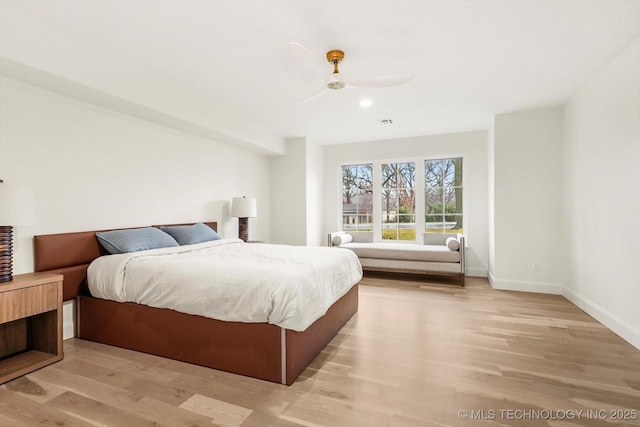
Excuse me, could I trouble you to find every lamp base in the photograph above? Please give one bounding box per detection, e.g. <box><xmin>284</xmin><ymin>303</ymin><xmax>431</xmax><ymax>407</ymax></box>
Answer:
<box><xmin>0</xmin><ymin>225</ymin><xmax>13</xmax><ymax>283</ymax></box>
<box><xmin>238</xmin><ymin>217</ymin><xmax>249</xmax><ymax>242</ymax></box>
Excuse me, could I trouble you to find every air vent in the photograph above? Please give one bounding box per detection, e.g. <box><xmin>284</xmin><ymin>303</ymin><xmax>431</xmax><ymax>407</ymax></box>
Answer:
<box><xmin>378</xmin><ymin>119</ymin><xmax>394</xmax><ymax>125</ymax></box>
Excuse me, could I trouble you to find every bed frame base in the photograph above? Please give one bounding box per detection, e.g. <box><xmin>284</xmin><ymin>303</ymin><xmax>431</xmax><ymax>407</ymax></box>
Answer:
<box><xmin>77</xmin><ymin>285</ymin><xmax>358</xmax><ymax>385</ymax></box>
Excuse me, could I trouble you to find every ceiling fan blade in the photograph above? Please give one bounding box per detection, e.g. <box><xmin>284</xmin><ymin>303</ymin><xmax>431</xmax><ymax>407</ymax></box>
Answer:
<box><xmin>347</xmin><ymin>74</ymin><xmax>413</xmax><ymax>88</ymax></box>
<box><xmin>288</xmin><ymin>42</ymin><xmax>324</xmax><ymax>73</ymax></box>
<box><xmin>299</xmin><ymin>88</ymin><xmax>328</xmax><ymax>103</ymax></box>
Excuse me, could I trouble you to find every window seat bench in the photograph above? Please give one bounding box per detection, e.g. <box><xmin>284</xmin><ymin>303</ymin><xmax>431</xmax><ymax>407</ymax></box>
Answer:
<box><xmin>329</xmin><ymin>232</ymin><xmax>465</xmax><ymax>286</ymax></box>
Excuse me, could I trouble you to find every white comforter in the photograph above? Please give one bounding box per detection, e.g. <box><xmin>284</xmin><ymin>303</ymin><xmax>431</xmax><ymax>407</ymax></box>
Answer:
<box><xmin>87</xmin><ymin>239</ymin><xmax>362</xmax><ymax>331</ymax></box>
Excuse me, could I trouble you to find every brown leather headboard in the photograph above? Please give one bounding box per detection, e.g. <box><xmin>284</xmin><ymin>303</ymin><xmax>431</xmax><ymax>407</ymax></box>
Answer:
<box><xmin>34</xmin><ymin>222</ymin><xmax>218</xmax><ymax>301</ymax></box>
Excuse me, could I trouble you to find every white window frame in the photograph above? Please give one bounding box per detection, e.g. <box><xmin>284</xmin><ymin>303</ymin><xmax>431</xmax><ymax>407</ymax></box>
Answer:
<box><xmin>338</xmin><ymin>155</ymin><xmax>464</xmax><ymax>244</ymax></box>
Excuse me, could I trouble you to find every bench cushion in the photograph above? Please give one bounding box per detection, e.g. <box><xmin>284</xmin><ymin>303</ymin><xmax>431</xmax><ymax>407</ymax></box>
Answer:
<box><xmin>340</xmin><ymin>242</ymin><xmax>460</xmax><ymax>263</ymax></box>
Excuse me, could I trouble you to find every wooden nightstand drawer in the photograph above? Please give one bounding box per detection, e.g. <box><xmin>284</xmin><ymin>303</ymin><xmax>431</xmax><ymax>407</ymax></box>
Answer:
<box><xmin>0</xmin><ymin>281</ymin><xmax>58</xmax><ymax>323</ymax></box>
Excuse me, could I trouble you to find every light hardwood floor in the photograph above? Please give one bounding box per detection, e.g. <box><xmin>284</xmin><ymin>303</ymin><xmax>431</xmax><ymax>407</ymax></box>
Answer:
<box><xmin>1</xmin><ymin>277</ymin><xmax>639</xmax><ymax>426</ymax></box>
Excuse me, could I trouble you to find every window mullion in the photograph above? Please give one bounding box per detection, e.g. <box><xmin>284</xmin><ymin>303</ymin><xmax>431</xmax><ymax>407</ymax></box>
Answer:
<box><xmin>372</xmin><ymin>161</ymin><xmax>382</xmax><ymax>242</ymax></box>
<box><xmin>415</xmin><ymin>160</ymin><xmax>425</xmax><ymax>244</ymax></box>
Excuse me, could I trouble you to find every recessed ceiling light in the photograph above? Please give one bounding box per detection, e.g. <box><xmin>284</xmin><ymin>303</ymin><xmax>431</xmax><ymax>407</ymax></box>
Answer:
<box><xmin>359</xmin><ymin>99</ymin><xmax>373</xmax><ymax>108</ymax></box>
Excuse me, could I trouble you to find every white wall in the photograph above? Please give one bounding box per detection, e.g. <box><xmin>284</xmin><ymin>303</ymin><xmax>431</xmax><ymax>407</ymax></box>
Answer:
<box><xmin>323</xmin><ymin>131</ymin><xmax>489</xmax><ymax>277</ymax></box>
<box><xmin>270</xmin><ymin>138</ymin><xmax>325</xmax><ymax>247</ymax></box>
<box><xmin>306</xmin><ymin>140</ymin><xmax>324</xmax><ymax>246</ymax></box>
<box><xmin>0</xmin><ymin>77</ymin><xmax>272</xmax><ymax>337</ymax></box>
<box><xmin>562</xmin><ymin>38</ymin><xmax>640</xmax><ymax>349</ymax></box>
<box><xmin>491</xmin><ymin>107</ymin><xmax>564</xmax><ymax>294</ymax></box>
<box><xmin>270</xmin><ymin>138</ymin><xmax>307</xmax><ymax>246</ymax></box>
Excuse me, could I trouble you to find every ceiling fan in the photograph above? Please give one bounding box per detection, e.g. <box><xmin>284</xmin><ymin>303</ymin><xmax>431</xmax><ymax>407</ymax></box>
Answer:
<box><xmin>289</xmin><ymin>42</ymin><xmax>413</xmax><ymax>102</ymax></box>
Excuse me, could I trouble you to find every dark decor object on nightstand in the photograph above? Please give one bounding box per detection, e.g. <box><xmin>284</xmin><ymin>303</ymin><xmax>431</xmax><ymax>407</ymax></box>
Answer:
<box><xmin>0</xmin><ymin>225</ymin><xmax>12</xmax><ymax>283</ymax></box>
<box><xmin>231</xmin><ymin>196</ymin><xmax>257</xmax><ymax>242</ymax></box>
<box><xmin>0</xmin><ymin>180</ymin><xmax>36</xmax><ymax>283</ymax></box>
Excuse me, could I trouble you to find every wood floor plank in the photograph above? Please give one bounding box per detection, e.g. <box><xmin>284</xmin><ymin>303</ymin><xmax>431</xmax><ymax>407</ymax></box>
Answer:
<box><xmin>0</xmin><ymin>388</ymin><xmax>89</xmax><ymax>427</ymax></box>
<box><xmin>124</xmin><ymin>377</ymin><xmax>196</xmax><ymax>407</ymax></box>
<box><xmin>85</xmin><ymin>349</ymin><xmax>181</xmax><ymax>383</ymax></box>
<box><xmin>0</xmin><ymin>278</ymin><xmax>638</xmax><ymax>426</ymax></box>
<box><xmin>4</xmin><ymin>375</ymin><xmax>67</xmax><ymax>404</ymax></box>
<box><xmin>53</xmin><ymin>358</ymin><xmax>138</xmax><ymax>389</ymax></box>
<box><xmin>28</xmin><ymin>365</ymin><xmax>146</xmax><ymax>412</ymax></box>
<box><xmin>179</xmin><ymin>393</ymin><xmax>253</xmax><ymax>427</ymax></box>
<box><xmin>131</xmin><ymin>396</ymin><xmax>215</xmax><ymax>426</ymax></box>
<box><xmin>240</xmin><ymin>410</ymin><xmax>308</xmax><ymax>427</ymax></box>
<box><xmin>168</xmin><ymin>368</ymin><xmax>287</xmax><ymax>416</ymax></box>
<box><xmin>47</xmin><ymin>391</ymin><xmax>156</xmax><ymax>426</ymax></box>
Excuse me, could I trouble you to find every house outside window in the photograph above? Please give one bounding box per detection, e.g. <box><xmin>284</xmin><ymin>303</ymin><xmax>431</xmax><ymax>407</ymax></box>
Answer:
<box><xmin>341</xmin><ymin>164</ymin><xmax>373</xmax><ymax>232</ymax></box>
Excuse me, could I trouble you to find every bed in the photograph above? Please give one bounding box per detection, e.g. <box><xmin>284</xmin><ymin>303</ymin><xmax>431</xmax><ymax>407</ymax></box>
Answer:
<box><xmin>33</xmin><ymin>222</ymin><xmax>361</xmax><ymax>385</ymax></box>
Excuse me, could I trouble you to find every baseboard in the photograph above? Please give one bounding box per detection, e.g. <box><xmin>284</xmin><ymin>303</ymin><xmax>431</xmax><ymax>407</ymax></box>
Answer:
<box><xmin>488</xmin><ymin>270</ymin><xmax>496</xmax><ymax>286</ymax></box>
<box><xmin>562</xmin><ymin>287</ymin><xmax>640</xmax><ymax>350</ymax></box>
<box><xmin>63</xmin><ymin>321</ymin><xmax>74</xmax><ymax>341</ymax></box>
<box><xmin>489</xmin><ymin>275</ymin><xmax>563</xmax><ymax>295</ymax></box>
<box><xmin>465</xmin><ymin>267</ymin><xmax>487</xmax><ymax>278</ymax></box>
<box><xmin>63</xmin><ymin>300</ymin><xmax>75</xmax><ymax>340</ymax></box>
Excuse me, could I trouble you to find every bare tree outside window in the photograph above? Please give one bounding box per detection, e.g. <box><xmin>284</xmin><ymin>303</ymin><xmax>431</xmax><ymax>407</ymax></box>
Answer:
<box><xmin>342</xmin><ymin>164</ymin><xmax>373</xmax><ymax>232</ymax></box>
<box><xmin>425</xmin><ymin>158</ymin><xmax>463</xmax><ymax>233</ymax></box>
<box><xmin>382</xmin><ymin>162</ymin><xmax>415</xmax><ymax>240</ymax></box>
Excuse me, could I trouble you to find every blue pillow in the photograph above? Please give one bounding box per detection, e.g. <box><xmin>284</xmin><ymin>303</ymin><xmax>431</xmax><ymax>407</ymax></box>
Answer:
<box><xmin>159</xmin><ymin>222</ymin><xmax>221</xmax><ymax>245</ymax></box>
<box><xmin>97</xmin><ymin>227</ymin><xmax>179</xmax><ymax>254</ymax></box>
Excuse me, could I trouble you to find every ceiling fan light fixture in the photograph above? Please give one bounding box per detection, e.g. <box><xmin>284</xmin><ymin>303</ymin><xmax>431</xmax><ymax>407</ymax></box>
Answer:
<box><xmin>327</xmin><ymin>81</ymin><xmax>347</xmax><ymax>90</ymax></box>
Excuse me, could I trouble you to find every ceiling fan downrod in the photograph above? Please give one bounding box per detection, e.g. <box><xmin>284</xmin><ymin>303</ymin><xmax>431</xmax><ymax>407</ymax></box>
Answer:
<box><xmin>326</xmin><ymin>50</ymin><xmax>346</xmax><ymax>90</ymax></box>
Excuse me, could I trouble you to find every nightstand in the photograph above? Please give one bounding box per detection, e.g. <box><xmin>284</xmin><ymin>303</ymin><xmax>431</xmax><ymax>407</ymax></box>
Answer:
<box><xmin>0</xmin><ymin>273</ymin><xmax>64</xmax><ymax>384</ymax></box>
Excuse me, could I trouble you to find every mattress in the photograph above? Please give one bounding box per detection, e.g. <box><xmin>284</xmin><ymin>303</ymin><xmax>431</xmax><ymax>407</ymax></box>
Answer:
<box><xmin>340</xmin><ymin>242</ymin><xmax>460</xmax><ymax>263</ymax></box>
<box><xmin>88</xmin><ymin>239</ymin><xmax>363</xmax><ymax>332</ymax></box>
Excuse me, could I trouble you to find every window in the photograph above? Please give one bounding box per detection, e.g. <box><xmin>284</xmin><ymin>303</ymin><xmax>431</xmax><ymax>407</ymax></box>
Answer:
<box><xmin>425</xmin><ymin>158</ymin><xmax>463</xmax><ymax>233</ymax></box>
<box><xmin>382</xmin><ymin>162</ymin><xmax>415</xmax><ymax>240</ymax></box>
<box><xmin>341</xmin><ymin>164</ymin><xmax>373</xmax><ymax>232</ymax></box>
<box><xmin>340</xmin><ymin>157</ymin><xmax>463</xmax><ymax>240</ymax></box>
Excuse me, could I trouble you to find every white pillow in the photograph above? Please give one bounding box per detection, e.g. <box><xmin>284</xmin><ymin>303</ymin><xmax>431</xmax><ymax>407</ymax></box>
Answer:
<box><xmin>446</xmin><ymin>236</ymin><xmax>460</xmax><ymax>251</ymax></box>
<box><xmin>332</xmin><ymin>233</ymin><xmax>353</xmax><ymax>246</ymax></box>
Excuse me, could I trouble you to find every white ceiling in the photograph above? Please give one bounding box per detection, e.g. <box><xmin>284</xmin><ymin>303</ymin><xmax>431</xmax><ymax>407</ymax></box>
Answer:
<box><xmin>1</xmin><ymin>0</ymin><xmax>639</xmax><ymax>154</ymax></box>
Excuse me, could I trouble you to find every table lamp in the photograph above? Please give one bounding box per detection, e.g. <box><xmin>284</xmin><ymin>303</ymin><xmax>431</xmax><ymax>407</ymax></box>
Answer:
<box><xmin>230</xmin><ymin>196</ymin><xmax>257</xmax><ymax>242</ymax></box>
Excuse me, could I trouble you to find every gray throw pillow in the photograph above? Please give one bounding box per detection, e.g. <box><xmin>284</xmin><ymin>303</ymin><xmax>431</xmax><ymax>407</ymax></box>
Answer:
<box><xmin>97</xmin><ymin>227</ymin><xmax>179</xmax><ymax>254</ymax></box>
<box><xmin>159</xmin><ymin>222</ymin><xmax>221</xmax><ymax>245</ymax></box>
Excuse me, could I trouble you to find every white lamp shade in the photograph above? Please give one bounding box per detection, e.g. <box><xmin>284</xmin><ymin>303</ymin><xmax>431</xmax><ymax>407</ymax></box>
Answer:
<box><xmin>0</xmin><ymin>182</ymin><xmax>36</xmax><ymax>226</ymax></box>
<box><xmin>230</xmin><ymin>197</ymin><xmax>257</xmax><ymax>218</ymax></box>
